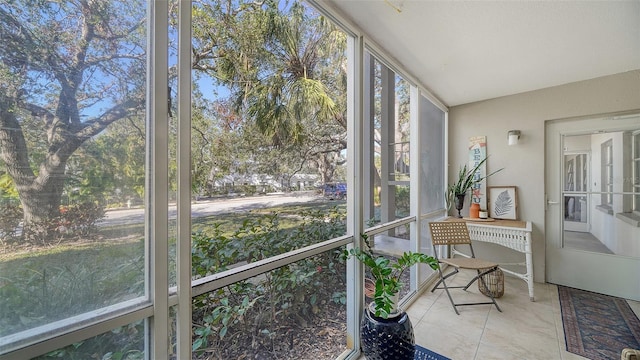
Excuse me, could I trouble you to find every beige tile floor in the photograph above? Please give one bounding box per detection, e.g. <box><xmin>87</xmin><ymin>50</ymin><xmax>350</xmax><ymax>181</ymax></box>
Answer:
<box><xmin>400</xmin><ymin>270</ymin><xmax>640</xmax><ymax>360</ymax></box>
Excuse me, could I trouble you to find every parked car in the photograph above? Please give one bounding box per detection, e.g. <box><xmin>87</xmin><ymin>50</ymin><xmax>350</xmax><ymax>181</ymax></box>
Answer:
<box><xmin>324</xmin><ymin>182</ymin><xmax>347</xmax><ymax>200</ymax></box>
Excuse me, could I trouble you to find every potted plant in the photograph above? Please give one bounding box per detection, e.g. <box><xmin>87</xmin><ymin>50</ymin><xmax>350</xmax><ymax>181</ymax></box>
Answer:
<box><xmin>344</xmin><ymin>234</ymin><xmax>439</xmax><ymax>360</ymax></box>
<box><xmin>446</xmin><ymin>157</ymin><xmax>502</xmax><ymax>218</ymax></box>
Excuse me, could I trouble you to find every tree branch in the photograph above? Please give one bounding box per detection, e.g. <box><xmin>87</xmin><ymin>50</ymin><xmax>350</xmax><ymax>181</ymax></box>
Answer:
<box><xmin>127</xmin><ymin>117</ymin><xmax>145</xmax><ymax>139</ymax></box>
<box><xmin>18</xmin><ymin>101</ymin><xmax>55</xmax><ymax>126</ymax></box>
<box><xmin>74</xmin><ymin>98</ymin><xmax>141</xmax><ymax>143</ymax></box>
<box><xmin>85</xmin><ymin>53</ymin><xmax>146</xmax><ymax>68</ymax></box>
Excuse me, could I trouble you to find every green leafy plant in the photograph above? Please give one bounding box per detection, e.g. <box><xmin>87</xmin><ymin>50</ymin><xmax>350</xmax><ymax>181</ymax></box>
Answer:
<box><xmin>190</xmin><ymin>207</ymin><xmax>348</xmax><ymax>357</ymax></box>
<box><xmin>344</xmin><ymin>234</ymin><xmax>438</xmax><ymax>319</ymax></box>
<box><xmin>446</xmin><ymin>157</ymin><xmax>503</xmax><ymax>210</ymax></box>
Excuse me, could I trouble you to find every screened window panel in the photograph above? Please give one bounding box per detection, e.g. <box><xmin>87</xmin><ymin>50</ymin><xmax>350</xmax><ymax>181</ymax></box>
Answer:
<box><xmin>188</xmin><ymin>0</ymin><xmax>348</xmax><ymax>278</ymax></box>
<box><xmin>0</xmin><ymin>0</ymin><xmax>148</xmax><ymax>345</ymax></box>
<box><xmin>417</xmin><ymin>95</ymin><xmax>445</xmax><ymax>287</ymax></box>
<box><xmin>419</xmin><ymin>95</ymin><xmax>445</xmax><ymax>215</ymax></box>
<box><xmin>192</xmin><ymin>249</ymin><xmax>348</xmax><ymax>359</ymax></box>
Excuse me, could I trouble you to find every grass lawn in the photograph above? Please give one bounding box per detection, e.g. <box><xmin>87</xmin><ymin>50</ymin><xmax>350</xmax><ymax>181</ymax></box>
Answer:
<box><xmin>0</xmin><ymin>200</ymin><xmax>345</xmax><ymax>337</ymax></box>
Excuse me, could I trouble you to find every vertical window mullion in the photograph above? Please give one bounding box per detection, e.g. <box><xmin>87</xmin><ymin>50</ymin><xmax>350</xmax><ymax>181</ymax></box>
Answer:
<box><xmin>345</xmin><ymin>34</ymin><xmax>363</xmax><ymax>356</ymax></box>
<box><xmin>147</xmin><ymin>1</ymin><xmax>169</xmax><ymax>359</ymax></box>
<box><xmin>176</xmin><ymin>0</ymin><xmax>192</xmax><ymax>358</ymax></box>
<box><xmin>409</xmin><ymin>84</ymin><xmax>420</xmax><ymax>292</ymax></box>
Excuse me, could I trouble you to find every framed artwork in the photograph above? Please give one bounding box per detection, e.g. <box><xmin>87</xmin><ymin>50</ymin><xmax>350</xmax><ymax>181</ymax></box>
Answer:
<box><xmin>488</xmin><ymin>186</ymin><xmax>518</xmax><ymax>220</ymax></box>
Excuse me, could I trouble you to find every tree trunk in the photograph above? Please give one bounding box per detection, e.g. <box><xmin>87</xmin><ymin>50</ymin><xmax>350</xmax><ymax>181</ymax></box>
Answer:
<box><xmin>0</xmin><ymin>96</ymin><xmax>71</xmax><ymax>242</ymax></box>
<box><xmin>13</xmin><ymin>155</ymin><xmax>68</xmax><ymax>242</ymax></box>
<box><xmin>19</xmin><ymin>171</ymin><xmax>66</xmax><ymax>237</ymax></box>
<box><xmin>317</xmin><ymin>153</ymin><xmax>336</xmax><ymax>185</ymax></box>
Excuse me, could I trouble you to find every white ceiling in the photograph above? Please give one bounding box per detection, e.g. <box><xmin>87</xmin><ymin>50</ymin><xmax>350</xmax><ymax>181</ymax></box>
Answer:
<box><xmin>323</xmin><ymin>0</ymin><xmax>640</xmax><ymax>107</ymax></box>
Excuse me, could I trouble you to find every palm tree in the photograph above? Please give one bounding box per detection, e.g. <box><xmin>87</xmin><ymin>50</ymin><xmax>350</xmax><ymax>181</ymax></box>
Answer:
<box><xmin>210</xmin><ymin>1</ymin><xmax>348</xmax><ymax>184</ymax></box>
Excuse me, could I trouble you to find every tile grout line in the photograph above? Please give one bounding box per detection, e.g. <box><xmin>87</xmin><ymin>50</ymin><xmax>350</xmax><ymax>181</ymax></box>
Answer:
<box><xmin>412</xmin><ymin>288</ymin><xmax>442</xmax><ymax>326</ymax></box>
<box><xmin>473</xmin><ymin>304</ymin><xmax>492</xmax><ymax>360</ymax></box>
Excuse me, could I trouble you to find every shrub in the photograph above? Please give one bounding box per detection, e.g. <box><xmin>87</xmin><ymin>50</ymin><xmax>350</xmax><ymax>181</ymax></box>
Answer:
<box><xmin>191</xmin><ymin>207</ymin><xmax>348</xmax><ymax>358</ymax></box>
<box><xmin>0</xmin><ymin>203</ymin><xmax>22</xmax><ymax>243</ymax></box>
<box><xmin>59</xmin><ymin>202</ymin><xmax>106</xmax><ymax>238</ymax></box>
<box><xmin>23</xmin><ymin>202</ymin><xmax>106</xmax><ymax>244</ymax></box>
<box><xmin>34</xmin><ymin>321</ymin><xmax>144</xmax><ymax>360</ymax></box>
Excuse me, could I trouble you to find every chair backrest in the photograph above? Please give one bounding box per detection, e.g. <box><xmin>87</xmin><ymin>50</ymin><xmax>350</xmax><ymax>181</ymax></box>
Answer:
<box><xmin>429</xmin><ymin>221</ymin><xmax>472</xmax><ymax>246</ymax></box>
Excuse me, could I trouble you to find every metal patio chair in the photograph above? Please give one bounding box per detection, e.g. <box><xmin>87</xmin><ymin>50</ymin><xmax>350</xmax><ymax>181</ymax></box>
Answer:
<box><xmin>429</xmin><ymin>221</ymin><xmax>503</xmax><ymax>315</ymax></box>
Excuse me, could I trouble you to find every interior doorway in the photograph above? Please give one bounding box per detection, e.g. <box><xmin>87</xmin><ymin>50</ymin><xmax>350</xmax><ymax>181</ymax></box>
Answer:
<box><xmin>545</xmin><ymin>114</ymin><xmax>640</xmax><ymax>301</ymax></box>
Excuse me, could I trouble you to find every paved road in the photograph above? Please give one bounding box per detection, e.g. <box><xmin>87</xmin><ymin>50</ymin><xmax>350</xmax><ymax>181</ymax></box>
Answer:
<box><xmin>101</xmin><ymin>192</ymin><xmax>325</xmax><ymax>226</ymax></box>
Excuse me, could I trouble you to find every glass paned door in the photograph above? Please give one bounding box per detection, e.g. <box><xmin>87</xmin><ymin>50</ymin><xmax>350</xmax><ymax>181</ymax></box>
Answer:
<box><xmin>546</xmin><ymin>115</ymin><xmax>640</xmax><ymax>301</ymax></box>
<box><xmin>563</xmin><ymin>152</ymin><xmax>589</xmax><ymax>232</ymax></box>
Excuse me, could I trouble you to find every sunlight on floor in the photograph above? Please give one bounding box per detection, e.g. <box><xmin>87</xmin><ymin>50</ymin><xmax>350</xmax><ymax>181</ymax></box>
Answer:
<box><xmin>359</xmin><ymin>271</ymin><xmax>640</xmax><ymax>360</ymax></box>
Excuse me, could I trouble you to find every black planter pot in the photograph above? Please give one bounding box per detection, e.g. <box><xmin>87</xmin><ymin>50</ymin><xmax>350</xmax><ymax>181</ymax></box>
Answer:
<box><xmin>361</xmin><ymin>308</ymin><xmax>415</xmax><ymax>360</ymax></box>
<box><xmin>454</xmin><ymin>193</ymin><xmax>466</xmax><ymax>218</ymax></box>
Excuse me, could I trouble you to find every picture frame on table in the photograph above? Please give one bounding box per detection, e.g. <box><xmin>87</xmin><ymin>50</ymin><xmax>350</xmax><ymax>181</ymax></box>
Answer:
<box><xmin>488</xmin><ymin>186</ymin><xmax>518</xmax><ymax>220</ymax></box>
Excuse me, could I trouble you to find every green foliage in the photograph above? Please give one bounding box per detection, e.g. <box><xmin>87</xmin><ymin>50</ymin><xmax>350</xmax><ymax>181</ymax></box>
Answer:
<box><xmin>193</xmin><ymin>287</ymin><xmax>262</xmax><ymax>353</ymax></box>
<box><xmin>0</xmin><ymin>241</ymin><xmax>144</xmax><ymax>337</ymax></box>
<box><xmin>331</xmin><ymin>290</ymin><xmax>347</xmax><ymax>305</ymax></box>
<box><xmin>395</xmin><ymin>186</ymin><xmax>410</xmax><ymax>217</ymax></box>
<box><xmin>2</xmin><ymin>0</ymin><xmax>350</xmax><ymax>237</ymax></box>
<box><xmin>34</xmin><ymin>321</ymin><xmax>144</xmax><ymax>360</ymax></box>
<box><xmin>195</xmin><ymin>0</ymin><xmax>348</xmax><ymax>184</ymax></box>
<box><xmin>0</xmin><ymin>172</ymin><xmax>19</xmax><ymax>200</ymax></box>
<box><xmin>2</xmin><ymin>201</ymin><xmax>342</xmax><ymax>357</ymax></box>
<box><xmin>191</xmin><ymin>207</ymin><xmax>347</xmax><ymax>356</ymax></box>
<box><xmin>446</xmin><ymin>157</ymin><xmax>503</xmax><ymax>209</ymax></box>
<box><xmin>192</xmin><ymin>224</ymin><xmax>234</xmax><ymax>278</ymax></box>
<box><xmin>72</xmin><ymin>118</ymin><xmax>146</xmax><ymax>206</ymax></box>
<box><xmin>344</xmin><ymin>234</ymin><xmax>438</xmax><ymax>319</ymax></box>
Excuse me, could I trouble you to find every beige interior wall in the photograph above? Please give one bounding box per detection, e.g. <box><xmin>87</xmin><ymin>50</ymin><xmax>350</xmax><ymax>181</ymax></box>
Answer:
<box><xmin>447</xmin><ymin>69</ymin><xmax>640</xmax><ymax>283</ymax></box>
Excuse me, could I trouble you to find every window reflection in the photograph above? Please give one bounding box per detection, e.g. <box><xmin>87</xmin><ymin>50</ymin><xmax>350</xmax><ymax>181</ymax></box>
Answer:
<box><xmin>562</xmin><ymin>130</ymin><xmax>640</xmax><ymax>258</ymax></box>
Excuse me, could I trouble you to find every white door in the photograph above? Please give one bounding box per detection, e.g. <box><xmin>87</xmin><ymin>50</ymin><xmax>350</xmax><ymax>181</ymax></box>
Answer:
<box><xmin>546</xmin><ymin>114</ymin><xmax>640</xmax><ymax>301</ymax></box>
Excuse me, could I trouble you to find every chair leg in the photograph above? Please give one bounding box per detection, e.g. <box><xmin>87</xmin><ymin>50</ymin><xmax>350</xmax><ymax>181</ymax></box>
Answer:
<box><xmin>431</xmin><ymin>267</ymin><xmax>459</xmax><ymax>292</ymax></box>
<box><xmin>434</xmin><ymin>266</ymin><xmax>460</xmax><ymax>315</ymax></box>
<box><xmin>434</xmin><ymin>266</ymin><xmax>502</xmax><ymax>314</ymax></box>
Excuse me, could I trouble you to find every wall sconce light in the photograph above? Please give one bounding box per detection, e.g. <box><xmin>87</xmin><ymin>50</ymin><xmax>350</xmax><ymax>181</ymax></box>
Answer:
<box><xmin>508</xmin><ymin>130</ymin><xmax>521</xmax><ymax>146</ymax></box>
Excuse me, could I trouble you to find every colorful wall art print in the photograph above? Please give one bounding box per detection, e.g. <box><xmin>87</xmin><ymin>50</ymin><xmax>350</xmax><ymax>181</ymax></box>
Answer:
<box><xmin>469</xmin><ymin>136</ymin><xmax>487</xmax><ymax>209</ymax></box>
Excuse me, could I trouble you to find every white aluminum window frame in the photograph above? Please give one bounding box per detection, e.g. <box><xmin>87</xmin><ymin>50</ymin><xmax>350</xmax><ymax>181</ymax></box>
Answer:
<box><xmin>0</xmin><ymin>2</ymin><xmax>169</xmax><ymax>359</ymax></box>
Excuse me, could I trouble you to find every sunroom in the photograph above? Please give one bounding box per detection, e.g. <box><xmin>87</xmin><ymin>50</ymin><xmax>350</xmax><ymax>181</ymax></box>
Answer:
<box><xmin>0</xmin><ymin>1</ymin><xmax>639</xmax><ymax>360</ymax></box>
